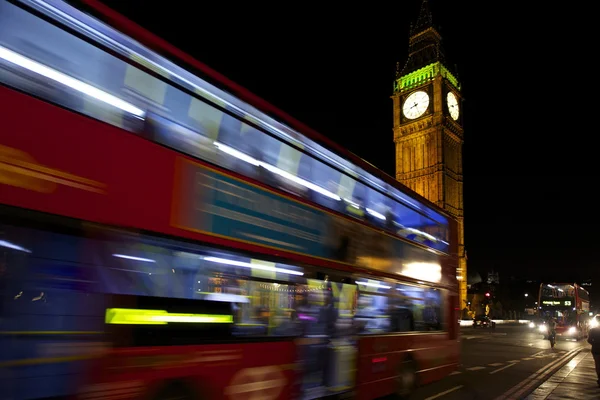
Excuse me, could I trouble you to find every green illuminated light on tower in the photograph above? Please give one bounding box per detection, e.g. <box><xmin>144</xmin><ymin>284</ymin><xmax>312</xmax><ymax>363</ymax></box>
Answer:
<box><xmin>394</xmin><ymin>62</ymin><xmax>460</xmax><ymax>92</ymax></box>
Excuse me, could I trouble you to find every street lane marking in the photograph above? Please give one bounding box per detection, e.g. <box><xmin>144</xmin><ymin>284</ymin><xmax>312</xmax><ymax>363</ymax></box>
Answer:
<box><xmin>492</xmin><ymin>346</ymin><xmax>583</xmax><ymax>400</ymax></box>
<box><xmin>490</xmin><ymin>363</ymin><xmax>517</xmax><ymax>375</ymax></box>
<box><xmin>424</xmin><ymin>385</ymin><xmax>464</xmax><ymax>400</ymax></box>
<box><xmin>506</xmin><ymin>348</ymin><xmax>583</xmax><ymax>399</ymax></box>
<box><xmin>531</xmin><ymin>350</ymin><xmax>545</xmax><ymax>357</ymax></box>
<box><xmin>507</xmin><ymin>360</ymin><xmax>520</xmax><ymax>363</ymax></box>
<box><xmin>466</xmin><ymin>366</ymin><xmax>486</xmax><ymax>371</ymax></box>
<box><xmin>488</xmin><ymin>363</ymin><xmax>504</xmax><ymax>367</ymax></box>
<box><xmin>523</xmin><ymin>351</ymin><xmax>588</xmax><ymax>399</ymax></box>
<box><xmin>449</xmin><ymin>371</ymin><xmax>461</xmax><ymax>375</ymax></box>
<box><xmin>521</xmin><ymin>357</ymin><xmax>534</xmax><ymax>360</ymax></box>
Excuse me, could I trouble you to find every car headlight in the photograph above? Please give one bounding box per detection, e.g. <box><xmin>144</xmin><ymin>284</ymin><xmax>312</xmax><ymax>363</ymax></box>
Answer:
<box><xmin>539</xmin><ymin>325</ymin><xmax>547</xmax><ymax>333</ymax></box>
<box><xmin>529</xmin><ymin>322</ymin><xmax>535</xmax><ymax>328</ymax></box>
<box><xmin>591</xmin><ymin>319</ymin><xmax>599</xmax><ymax>329</ymax></box>
<box><xmin>568</xmin><ymin>326</ymin><xmax>577</xmax><ymax>334</ymax></box>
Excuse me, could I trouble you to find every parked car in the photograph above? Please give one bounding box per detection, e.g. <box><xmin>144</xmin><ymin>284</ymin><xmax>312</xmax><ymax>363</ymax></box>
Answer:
<box><xmin>473</xmin><ymin>314</ymin><xmax>496</xmax><ymax>328</ymax></box>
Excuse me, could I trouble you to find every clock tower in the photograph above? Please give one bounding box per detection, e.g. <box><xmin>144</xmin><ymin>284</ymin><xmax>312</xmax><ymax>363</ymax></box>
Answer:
<box><xmin>392</xmin><ymin>0</ymin><xmax>467</xmax><ymax>309</ymax></box>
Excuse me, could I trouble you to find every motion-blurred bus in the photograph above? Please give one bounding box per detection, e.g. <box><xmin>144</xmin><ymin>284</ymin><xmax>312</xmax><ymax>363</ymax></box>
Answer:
<box><xmin>0</xmin><ymin>1</ymin><xmax>460</xmax><ymax>398</ymax></box>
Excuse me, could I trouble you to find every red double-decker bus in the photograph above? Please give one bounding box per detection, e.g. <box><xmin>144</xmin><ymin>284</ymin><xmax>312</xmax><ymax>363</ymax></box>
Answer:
<box><xmin>537</xmin><ymin>283</ymin><xmax>590</xmax><ymax>341</ymax></box>
<box><xmin>0</xmin><ymin>1</ymin><xmax>460</xmax><ymax>399</ymax></box>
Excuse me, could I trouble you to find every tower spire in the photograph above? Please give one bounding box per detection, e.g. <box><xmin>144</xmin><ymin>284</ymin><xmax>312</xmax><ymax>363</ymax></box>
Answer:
<box><xmin>397</xmin><ymin>0</ymin><xmax>452</xmax><ymax>79</ymax></box>
<box><xmin>411</xmin><ymin>0</ymin><xmax>433</xmax><ymax>36</ymax></box>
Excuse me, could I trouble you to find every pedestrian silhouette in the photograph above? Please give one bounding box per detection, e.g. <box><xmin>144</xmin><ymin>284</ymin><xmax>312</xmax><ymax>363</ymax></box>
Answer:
<box><xmin>587</xmin><ymin>316</ymin><xmax>600</xmax><ymax>387</ymax></box>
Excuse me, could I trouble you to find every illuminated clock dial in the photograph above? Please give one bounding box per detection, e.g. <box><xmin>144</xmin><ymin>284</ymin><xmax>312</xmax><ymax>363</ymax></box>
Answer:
<box><xmin>447</xmin><ymin>92</ymin><xmax>459</xmax><ymax>120</ymax></box>
<box><xmin>402</xmin><ymin>90</ymin><xmax>430</xmax><ymax>119</ymax></box>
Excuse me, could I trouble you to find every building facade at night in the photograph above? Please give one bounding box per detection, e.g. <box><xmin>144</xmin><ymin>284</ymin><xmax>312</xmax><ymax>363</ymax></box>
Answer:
<box><xmin>391</xmin><ymin>0</ymin><xmax>467</xmax><ymax>307</ymax></box>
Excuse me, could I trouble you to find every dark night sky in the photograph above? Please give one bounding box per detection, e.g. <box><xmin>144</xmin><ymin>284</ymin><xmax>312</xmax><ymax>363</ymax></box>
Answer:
<box><xmin>96</xmin><ymin>1</ymin><xmax>597</xmax><ymax>287</ymax></box>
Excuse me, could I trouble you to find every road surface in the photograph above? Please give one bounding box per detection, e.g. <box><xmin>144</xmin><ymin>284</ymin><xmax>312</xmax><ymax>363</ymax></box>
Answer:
<box><xmin>407</xmin><ymin>324</ymin><xmax>586</xmax><ymax>400</ymax></box>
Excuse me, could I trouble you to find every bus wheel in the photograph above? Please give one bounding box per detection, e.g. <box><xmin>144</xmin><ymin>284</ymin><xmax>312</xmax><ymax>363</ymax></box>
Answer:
<box><xmin>395</xmin><ymin>358</ymin><xmax>417</xmax><ymax>399</ymax></box>
<box><xmin>153</xmin><ymin>382</ymin><xmax>198</xmax><ymax>400</ymax></box>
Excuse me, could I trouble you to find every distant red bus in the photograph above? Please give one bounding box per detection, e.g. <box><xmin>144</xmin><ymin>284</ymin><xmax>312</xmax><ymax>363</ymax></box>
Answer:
<box><xmin>538</xmin><ymin>283</ymin><xmax>590</xmax><ymax>341</ymax></box>
<box><xmin>0</xmin><ymin>1</ymin><xmax>460</xmax><ymax>399</ymax></box>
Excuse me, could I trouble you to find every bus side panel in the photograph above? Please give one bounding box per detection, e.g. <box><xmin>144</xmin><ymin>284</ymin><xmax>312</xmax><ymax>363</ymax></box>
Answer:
<box><xmin>77</xmin><ymin>341</ymin><xmax>298</xmax><ymax>400</ymax></box>
<box><xmin>355</xmin><ymin>333</ymin><xmax>458</xmax><ymax>400</ymax></box>
<box><xmin>0</xmin><ymin>85</ymin><xmax>449</xmax><ymax>274</ymax></box>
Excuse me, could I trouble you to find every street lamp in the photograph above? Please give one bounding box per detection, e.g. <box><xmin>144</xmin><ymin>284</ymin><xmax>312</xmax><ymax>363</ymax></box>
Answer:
<box><xmin>524</xmin><ymin>293</ymin><xmax>529</xmax><ymax>297</ymax></box>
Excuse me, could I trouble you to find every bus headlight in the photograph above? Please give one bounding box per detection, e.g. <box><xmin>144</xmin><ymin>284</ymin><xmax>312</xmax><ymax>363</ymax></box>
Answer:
<box><xmin>539</xmin><ymin>325</ymin><xmax>547</xmax><ymax>333</ymax></box>
<box><xmin>568</xmin><ymin>326</ymin><xmax>577</xmax><ymax>335</ymax></box>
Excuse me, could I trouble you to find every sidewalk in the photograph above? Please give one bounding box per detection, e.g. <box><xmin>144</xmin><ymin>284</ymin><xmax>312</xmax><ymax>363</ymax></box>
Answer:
<box><xmin>525</xmin><ymin>348</ymin><xmax>600</xmax><ymax>399</ymax></box>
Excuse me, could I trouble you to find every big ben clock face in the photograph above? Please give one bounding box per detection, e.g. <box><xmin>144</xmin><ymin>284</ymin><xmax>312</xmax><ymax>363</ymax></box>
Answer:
<box><xmin>402</xmin><ymin>90</ymin><xmax>430</xmax><ymax>119</ymax></box>
<box><xmin>447</xmin><ymin>92</ymin><xmax>459</xmax><ymax>120</ymax></box>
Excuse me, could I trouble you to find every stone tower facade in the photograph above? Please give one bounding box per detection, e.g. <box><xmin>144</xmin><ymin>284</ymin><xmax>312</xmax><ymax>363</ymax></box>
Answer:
<box><xmin>391</xmin><ymin>0</ymin><xmax>467</xmax><ymax>308</ymax></box>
